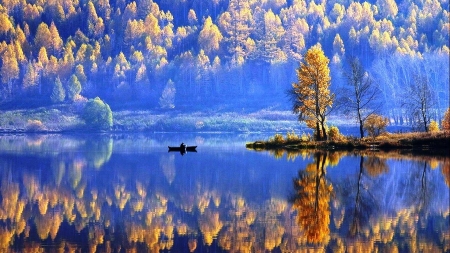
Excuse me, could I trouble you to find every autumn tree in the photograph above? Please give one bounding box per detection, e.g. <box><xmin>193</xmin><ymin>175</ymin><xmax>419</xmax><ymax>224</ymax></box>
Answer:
<box><xmin>259</xmin><ymin>9</ymin><xmax>286</xmax><ymax>63</ymax></box>
<box><xmin>198</xmin><ymin>16</ymin><xmax>223</xmax><ymax>56</ymax></box>
<box><xmin>49</xmin><ymin>22</ymin><xmax>63</xmax><ymax>56</ymax></box>
<box><xmin>218</xmin><ymin>0</ymin><xmax>252</xmax><ymax>64</ymax></box>
<box><xmin>290</xmin><ymin>44</ymin><xmax>334</xmax><ymax>141</ymax></box>
<box><xmin>341</xmin><ymin>57</ymin><xmax>381</xmax><ymax>138</ymax></box>
<box><xmin>442</xmin><ymin>108</ymin><xmax>450</xmax><ymax>131</ymax></box>
<box><xmin>1</xmin><ymin>44</ymin><xmax>19</xmax><ymax>98</ymax></box>
<box><xmin>34</xmin><ymin>23</ymin><xmax>53</xmax><ymax>53</ymax></box>
<box><xmin>363</xmin><ymin>114</ymin><xmax>389</xmax><ymax>138</ymax></box>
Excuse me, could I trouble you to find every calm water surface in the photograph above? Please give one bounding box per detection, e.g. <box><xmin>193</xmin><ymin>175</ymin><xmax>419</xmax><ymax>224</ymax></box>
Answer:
<box><xmin>0</xmin><ymin>133</ymin><xmax>448</xmax><ymax>252</ymax></box>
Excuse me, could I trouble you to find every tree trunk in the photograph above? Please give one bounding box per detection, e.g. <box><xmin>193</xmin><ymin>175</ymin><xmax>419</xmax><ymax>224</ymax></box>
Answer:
<box><xmin>320</xmin><ymin>120</ymin><xmax>327</xmax><ymax>141</ymax></box>
<box><xmin>316</xmin><ymin>122</ymin><xmax>321</xmax><ymax>141</ymax></box>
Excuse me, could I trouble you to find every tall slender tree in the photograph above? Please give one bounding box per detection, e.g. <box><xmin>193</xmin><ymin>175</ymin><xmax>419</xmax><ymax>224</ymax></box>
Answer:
<box><xmin>290</xmin><ymin>44</ymin><xmax>334</xmax><ymax>141</ymax></box>
<box><xmin>403</xmin><ymin>74</ymin><xmax>435</xmax><ymax>132</ymax></box>
<box><xmin>341</xmin><ymin>57</ymin><xmax>381</xmax><ymax>138</ymax></box>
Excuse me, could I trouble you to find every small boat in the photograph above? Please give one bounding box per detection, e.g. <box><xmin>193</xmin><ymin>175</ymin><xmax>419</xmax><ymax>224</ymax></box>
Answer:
<box><xmin>168</xmin><ymin>146</ymin><xmax>197</xmax><ymax>152</ymax></box>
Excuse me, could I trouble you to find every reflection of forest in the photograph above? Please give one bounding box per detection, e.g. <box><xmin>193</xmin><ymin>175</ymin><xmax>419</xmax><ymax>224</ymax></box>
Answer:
<box><xmin>0</xmin><ymin>144</ymin><xmax>448</xmax><ymax>252</ymax></box>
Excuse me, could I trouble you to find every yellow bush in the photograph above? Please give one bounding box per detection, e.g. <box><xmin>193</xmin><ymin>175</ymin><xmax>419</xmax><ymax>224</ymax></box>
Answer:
<box><xmin>301</xmin><ymin>133</ymin><xmax>310</xmax><ymax>141</ymax></box>
<box><xmin>328</xmin><ymin>126</ymin><xmax>344</xmax><ymax>141</ymax></box>
<box><xmin>286</xmin><ymin>131</ymin><xmax>300</xmax><ymax>142</ymax></box>
<box><xmin>429</xmin><ymin>120</ymin><xmax>439</xmax><ymax>133</ymax></box>
<box><xmin>269</xmin><ymin>133</ymin><xmax>284</xmax><ymax>144</ymax></box>
<box><xmin>364</xmin><ymin>114</ymin><xmax>389</xmax><ymax>138</ymax></box>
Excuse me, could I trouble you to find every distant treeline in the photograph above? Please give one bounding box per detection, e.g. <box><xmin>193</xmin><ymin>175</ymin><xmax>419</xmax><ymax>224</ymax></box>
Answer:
<box><xmin>0</xmin><ymin>0</ymin><xmax>448</xmax><ymax>118</ymax></box>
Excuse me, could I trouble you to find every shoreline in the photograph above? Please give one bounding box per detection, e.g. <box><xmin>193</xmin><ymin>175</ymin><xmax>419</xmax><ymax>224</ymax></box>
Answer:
<box><xmin>246</xmin><ymin>131</ymin><xmax>450</xmax><ymax>156</ymax></box>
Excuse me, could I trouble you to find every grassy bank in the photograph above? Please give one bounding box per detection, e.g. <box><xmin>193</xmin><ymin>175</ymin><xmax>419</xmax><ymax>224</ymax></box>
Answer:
<box><xmin>246</xmin><ymin>131</ymin><xmax>450</xmax><ymax>155</ymax></box>
<box><xmin>0</xmin><ymin>105</ymin><xmax>301</xmax><ymax>133</ymax></box>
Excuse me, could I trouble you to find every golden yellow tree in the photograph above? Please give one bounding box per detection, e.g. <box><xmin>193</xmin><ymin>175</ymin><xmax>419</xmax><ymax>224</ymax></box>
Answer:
<box><xmin>290</xmin><ymin>44</ymin><xmax>334</xmax><ymax>140</ymax></box>
<box><xmin>1</xmin><ymin>44</ymin><xmax>19</xmax><ymax>97</ymax></box>
<box><xmin>198</xmin><ymin>16</ymin><xmax>223</xmax><ymax>56</ymax></box>
<box><xmin>363</xmin><ymin>113</ymin><xmax>389</xmax><ymax>138</ymax></box>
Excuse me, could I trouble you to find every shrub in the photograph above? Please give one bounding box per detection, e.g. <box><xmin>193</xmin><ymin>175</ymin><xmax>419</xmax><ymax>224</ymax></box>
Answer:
<box><xmin>443</xmin><ymin>108</ymin><xmax>450</xmax><ymax>130</ymax></box>
<box><xmin>328</xmin><ymin>126</ymin><xmax>344</xmax><ymax>141</ymax></box>
<box><xmin>364</xmin><ymin>114</ymin><xmax>389</xmax><ymax>138</ymax></box>
<box><xmin>301</xmin><ymin>132</ymin><xmax>311</xmax><ymax>141</ymax></box>
<box><xmin>82</xmin><ymin>97</ymin><xmax>113</xmax><ymax>130</ymax></box>
<box><xmin>286</xmin><ymin>131</ymin><xmax>300</xmax><ymax>142</ymax></box>
<box><xmin>269</xmin><ymin>133</ymin><xmax>284</xmax><ymax>144</ymax></box>
<box><xmin>26</xmin><ymin>119</ymin><xmax>46</xmax><ymax>132</ymax></box>
<box><xmin>429</xmin><ymin>120</ymin><xmax>439</xmax><ymax>132</ymax></box>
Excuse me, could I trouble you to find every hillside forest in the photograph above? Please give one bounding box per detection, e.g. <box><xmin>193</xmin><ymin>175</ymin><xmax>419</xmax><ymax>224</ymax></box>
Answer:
<box><xmin>0</xmin><ymin>0</ymin><xmax>449</xmax><ymax>124</ymax></box>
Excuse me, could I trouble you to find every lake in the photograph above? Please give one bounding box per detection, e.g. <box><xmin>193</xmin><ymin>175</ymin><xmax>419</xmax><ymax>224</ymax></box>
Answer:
<box><xmin>0</xmin><ymin>133</ymin><xmax>448</xmax><ymax>252</ymax></box>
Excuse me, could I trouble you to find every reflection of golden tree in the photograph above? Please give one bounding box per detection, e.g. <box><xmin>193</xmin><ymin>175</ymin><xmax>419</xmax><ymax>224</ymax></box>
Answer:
<box><xmin>286</xmin><ymin>149</ymin><xmax>311</xmax><ymax>161</ymax></box>
<box><xmin>270</xmin><ymin>149</ymin><xmax>285</xmax><ymax>159</ymax></box>
<box><xmin>327</xmin><ymin>151</ymin><xmax>346</xmax><ymax>167</ymax></box>
<box><xmin>0</xmin><ymin>227</ymin><xmax>14</xmax><ymax>249</ymax></box>
<box><xmin>363</xmin><ymin>156</ymin><xmax>389</xmax><ymax>177</ymax></box>
<box><xmin>114</xmin><ymin>184</ymin><xmax>131</xmax><ymax>211</ymax></box>
<box><xmin>218</xmin><ymin>195</ymin><xmax>256</xmax><ymax>252</ymax></box>
<box><xmin>259</xmin><ymin>199</ymin><xmax>287</xmax><ymax>251</ymax></box>
<box><xmin>35</xmin><ymin>210</ymin><xmax>63</xmax><ymax>240</ymax></box>
<box><xmin>218</xmin><ymin>218</ymin><xmax>255</xmax><ymax>252</ymax></box>
<box><xmin>0</xmin><ymin>181</ymin><xmax>22</xmax><ymax>220</ymax></box>
<box><xmin>199</xmin><ymin>209</ymin><xmax>223</xmax><ymax>246</ymax></box>
<box><xmin>292</xmin><ymin>152</ymin><xmax>333</xmax><ymax>244</ymax></box>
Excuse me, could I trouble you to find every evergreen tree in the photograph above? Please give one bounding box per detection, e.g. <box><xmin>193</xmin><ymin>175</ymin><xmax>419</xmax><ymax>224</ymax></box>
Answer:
<box><xmin>51</xmin><ymin>77</ymin><xmax>65</xmax><ymax>103</ymax></box>
<box><xmin>66</xmin><ymin>74</ymin><xmax>81</xmax><ymax>101</ymax></box>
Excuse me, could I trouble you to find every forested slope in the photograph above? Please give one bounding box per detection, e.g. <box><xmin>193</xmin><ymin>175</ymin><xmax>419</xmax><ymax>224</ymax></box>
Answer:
<box><xmin>0</xmin><ymin>0</ymin><xmax>448</xmax><ymax>118</ymax></box>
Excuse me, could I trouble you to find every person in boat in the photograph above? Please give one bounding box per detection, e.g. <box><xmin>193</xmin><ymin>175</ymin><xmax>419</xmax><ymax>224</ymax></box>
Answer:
<box><xmin>180</xmin><ymin>142</ymin><xmax>186</xmax><ymax>149</ymax></box>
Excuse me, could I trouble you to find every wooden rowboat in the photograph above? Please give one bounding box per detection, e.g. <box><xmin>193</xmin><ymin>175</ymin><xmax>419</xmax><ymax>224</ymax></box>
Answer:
<box><xmin>168</xmin><ymin>146</ymin><xmax>197</xmax><ymax>152</ymax></box>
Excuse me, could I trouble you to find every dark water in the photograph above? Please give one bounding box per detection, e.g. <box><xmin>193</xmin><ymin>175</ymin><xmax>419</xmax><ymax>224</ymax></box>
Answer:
<box><xmin>0</xmin><ymin>133</ymin><xmax>448</xmax><ymax>252</ymax></box>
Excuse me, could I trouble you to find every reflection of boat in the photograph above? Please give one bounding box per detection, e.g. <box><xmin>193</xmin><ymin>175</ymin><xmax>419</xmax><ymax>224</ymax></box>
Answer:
<box><xmin>168</xmin><ymin>146</ymin><xmax>197</xmax><ymax>152</ymax></box>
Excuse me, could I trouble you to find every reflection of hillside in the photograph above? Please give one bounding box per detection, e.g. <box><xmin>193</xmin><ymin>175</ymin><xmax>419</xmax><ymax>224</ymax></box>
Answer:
<box><xmin>0</xmin><ymin>145</ymin><xmax>448</xmax><ymax>251</ymax></box>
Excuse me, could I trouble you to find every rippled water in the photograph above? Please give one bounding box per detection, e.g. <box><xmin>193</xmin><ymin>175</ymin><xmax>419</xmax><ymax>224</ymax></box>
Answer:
<box><xmin>0</xmin><ymin>133</ymin><xmax>448</xmax><ymax>252</ymax></box>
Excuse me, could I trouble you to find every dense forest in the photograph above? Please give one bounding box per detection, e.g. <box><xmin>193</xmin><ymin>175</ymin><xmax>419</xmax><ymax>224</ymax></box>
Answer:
<box><xmin>0</xmin><ymin>0</ymin><xmax>448</xmax><ymax>121</ymax></box>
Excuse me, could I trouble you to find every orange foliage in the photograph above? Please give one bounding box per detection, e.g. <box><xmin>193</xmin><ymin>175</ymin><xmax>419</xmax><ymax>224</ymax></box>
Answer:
<box><xmin>443</xmin><ymin>108</ymin><xmax>450</xmax><ymax>131</ymax></box>
<box><xmin>293</xmin><ymin>153</ymin><xmax>333</xmax><ymax>244</ymax></box>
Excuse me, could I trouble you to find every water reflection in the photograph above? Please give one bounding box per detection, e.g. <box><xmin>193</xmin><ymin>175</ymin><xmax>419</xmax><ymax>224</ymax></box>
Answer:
<box><xmin>0</xmin><ymin>134</ymin><xmax>448</xmax><ymax>252</ymax></box>
<box><xmin>291</xmin><ymin>152</ymin><xmax>333</xmax><ymax>245</ymax></box>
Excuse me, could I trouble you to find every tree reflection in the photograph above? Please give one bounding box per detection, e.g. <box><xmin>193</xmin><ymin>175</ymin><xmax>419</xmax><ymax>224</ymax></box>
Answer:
<box><xmin>349</xmin><ymin>156</ymin><xmax>380</xmax><ymax>237</ymax></box>
<box><xmin>442</xmin><ymin>157</ymin><xmax>450</xmax><ymax>187</ymax></box>
<box><xmin>0</xmin><ymin>136</ymin><xmax>448</xmax><ymax>252</ymax></box>
<box><xmin>363</xmin><ymin>155</ymin><xmax>389</xmax><ymax>177</ymax></box>
<box><xmin>292</xmin><ymin>152</ymin><xmax>333</xmax><ymax>244</ymax></box>
<box><xmin>84</xmin><ymin>136</ymin><xmax>113</xmax><ymax>169</ymax></box>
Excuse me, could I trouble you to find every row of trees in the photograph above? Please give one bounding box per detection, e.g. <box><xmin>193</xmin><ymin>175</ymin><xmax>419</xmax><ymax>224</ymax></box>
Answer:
<box><xmin>0</xmin><ymin>0</ymin><xmax>448</xmax><ymax>113</ymax></box>
<box><xmin>290</xmin><ymin>44</ymin><xmax>450</xmax><ymax>140</ymax></box>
